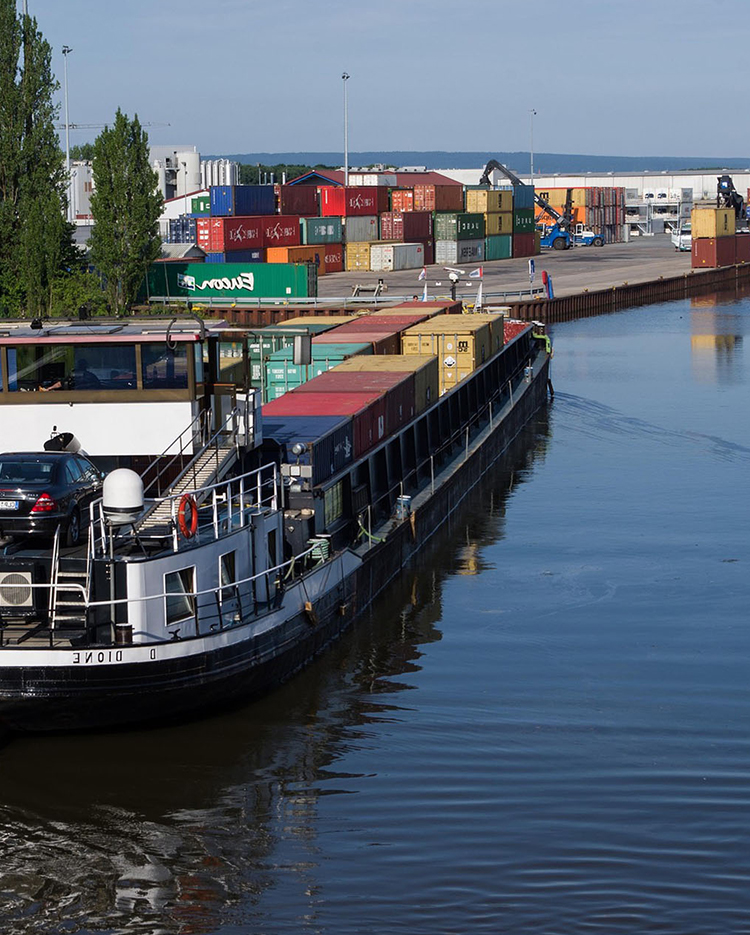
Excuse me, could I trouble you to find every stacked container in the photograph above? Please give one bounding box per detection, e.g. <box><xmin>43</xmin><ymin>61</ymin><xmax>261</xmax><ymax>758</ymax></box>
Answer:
<box><xmin>434</xmin><ymin>212</ymin><xmax>486</xmax><ymax>266</ymax></box>
<box><xmin>691</xmin><ymin>208</ymin><xmax>737</xmax><ymax>268</ymax></box>
<box><xmin>466</xmin><ymin>188</ymin><xmax>514</xmax><ymax>261</ymax></box>
<box><xmin>400</xmin><ymin>316</ymin><xmax>492</xmax><ymax>394</ymax></box>
<box><xmin>332</xmin><ymin>354</ymin><xmax>440</xmax><ymax>413</ymax></box>
<box><xmin>533</xmin><ymin>186</ymin><xmax>627</xmax><ymax>243</ymax></box>
<box><xmin>264</xmin><ymin>342</ymin><xmax>372</xmax><ymax>400</ymax></box>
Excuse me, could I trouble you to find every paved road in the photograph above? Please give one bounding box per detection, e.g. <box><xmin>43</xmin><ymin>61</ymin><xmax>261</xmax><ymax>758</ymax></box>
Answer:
<box><xmin>316</xmin><ymin>236</ymin><xmax>692</xmax><ymax>304</ymax></box>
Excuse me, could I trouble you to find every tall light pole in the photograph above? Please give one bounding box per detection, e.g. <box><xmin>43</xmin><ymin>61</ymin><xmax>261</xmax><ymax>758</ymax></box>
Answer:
<box><xmin>181</xmin><ymin>161</ymin><xmax>188</xmax><ymax>216</ymax></box>
<box><xmin>529</xmin><ymin>108</ymin><xmax>537</xmax><ymax>181</ymax></box>
<box><xmin>62</xmin><ymin>45</ymin><xmax>73</xmax><ymax>222</ymax></box>
<box><xmin>342</xmin><ymin>72</ymin><xmax>350</xmax><ymax>186</ymax></box>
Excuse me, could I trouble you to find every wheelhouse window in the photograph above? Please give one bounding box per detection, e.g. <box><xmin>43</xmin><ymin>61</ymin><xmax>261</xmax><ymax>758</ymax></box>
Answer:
<box><xmin>219</xmin><ymin>551</ymin><xmax>237</xmax><ymax>604</ymax></box>
<box><xmin>164</xmin><ymin>567</ymin><xmax>196</xmax><ymax>625</ymax></box>
<box><xmin>6</xmin><ymin>344</ymin><xmax>137</xmax><ymax>392</ymax></box>
<box><xmin>142</xmin><ymin>343</ymin><xmax>188</xmax><ymax>389</ymax></box>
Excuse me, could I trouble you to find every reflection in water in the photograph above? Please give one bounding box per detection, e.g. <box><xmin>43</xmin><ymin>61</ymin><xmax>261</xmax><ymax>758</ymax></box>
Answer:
<box><xmin>0</xmin><ymin>415</ymin><xmax>551</xmax><ymax>934</ymax></box>
<box><xmin>689</xmin><ymin>304</ymin><xmax>747</xmax><ymax>386</ymax></box>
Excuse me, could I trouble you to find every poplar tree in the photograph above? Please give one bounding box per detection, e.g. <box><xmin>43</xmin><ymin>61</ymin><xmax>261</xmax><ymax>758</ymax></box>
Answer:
<box><xmin>0</xmin><ymin>1</ymin><xmax>74</xmax><ymax>316</ymax></box>
<box><xmin>89</xmin><ymin>109</ymin><xmax>163</xmax><ymax>312</ymax></box>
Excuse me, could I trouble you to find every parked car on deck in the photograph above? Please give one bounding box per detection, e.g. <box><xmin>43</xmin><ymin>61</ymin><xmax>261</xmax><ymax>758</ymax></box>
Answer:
<box><xmin>0</xmin><ymin>452</ymin><xmax>104</xmax><ymax>546</ymax></box>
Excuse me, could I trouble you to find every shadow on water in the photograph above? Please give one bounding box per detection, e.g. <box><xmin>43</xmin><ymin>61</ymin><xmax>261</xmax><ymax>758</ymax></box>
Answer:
<box><xmin>0</xmin><ymin>412</ymin><xmax>552</xmax><ymax>934</ymax></box>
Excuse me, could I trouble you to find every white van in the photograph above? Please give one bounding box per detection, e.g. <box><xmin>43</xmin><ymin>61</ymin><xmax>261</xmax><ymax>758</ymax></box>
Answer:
<box><xmin>671</xmin><ymin>223</ymin><xmax>691</xmax><ymax>252</ymax></box>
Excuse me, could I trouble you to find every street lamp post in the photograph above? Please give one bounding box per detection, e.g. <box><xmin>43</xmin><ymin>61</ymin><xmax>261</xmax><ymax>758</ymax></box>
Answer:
<box><xmin>62</xmin><ymin>45</ymin><xmax>72</xmax><ymax>223</ymax></box>
<box><xmin>181</xmin><ymin>161</ymin><xmax>188</xmax><ymax>216</ymax></box>
<box><xmin>342</xmin><ymin>72</ymin><xmax>350</xmax><ymax>186</ymax></box>
<box><xmin>529</xmin><ymin>108</ymin><xmax>537</xmax><ymax>181</ymax></box>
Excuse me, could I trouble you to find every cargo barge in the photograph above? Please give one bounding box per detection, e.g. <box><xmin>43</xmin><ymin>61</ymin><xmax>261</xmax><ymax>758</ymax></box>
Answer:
<box><xmin>0</xmin><ymin>311</ymin><xmax>549</xmax><ymax>731</ymax></box>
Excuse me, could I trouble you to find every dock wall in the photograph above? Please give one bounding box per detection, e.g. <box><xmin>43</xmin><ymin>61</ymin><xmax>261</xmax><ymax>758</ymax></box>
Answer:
<box><xmin>504</xmin><ymin>263</ymin><xmax>750</xmax><ymax>323</ymax></box>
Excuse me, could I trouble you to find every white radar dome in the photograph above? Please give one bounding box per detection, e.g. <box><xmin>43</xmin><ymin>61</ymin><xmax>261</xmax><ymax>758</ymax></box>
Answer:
<box><xmin>103</xmin><ymin>469</ymin><xmax>144</xmax><ymax>526</ymax></box>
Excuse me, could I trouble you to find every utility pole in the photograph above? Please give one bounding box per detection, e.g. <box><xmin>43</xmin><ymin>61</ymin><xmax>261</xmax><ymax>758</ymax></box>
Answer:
<box><xmin>342</xmin><ymin>72</ymin><xmax>350</xmax><ymax>186</ymax></box>
<box><xmin>530</xmin><ymin>108</ymin><xmax>537</xmax><ymax>180</ymax></box>
<box><xmin>62</xmin><ymin>45</ymin><xmax>73</xmax><ymax>222</ymax></box>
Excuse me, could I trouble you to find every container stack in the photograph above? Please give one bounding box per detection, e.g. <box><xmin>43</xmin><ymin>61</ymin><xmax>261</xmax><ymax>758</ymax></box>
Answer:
<box><xmin>533</xmin><ymin>186</ymin><xmax>627</xmax><ymax>243</ymax></box>
<box><xmin>434</xmin><ymin>212</ymin><xmax>486</xmax><ymax>266</ymax></box>
<box><xmin>691</xmin><ymin>208</ymin><xmax>740</xmax><ymax>268</ymax></box>
<box><xmin>466</xmin><ymin>188</ymin><xmax>514</xmax><ymax>261</ymax></box>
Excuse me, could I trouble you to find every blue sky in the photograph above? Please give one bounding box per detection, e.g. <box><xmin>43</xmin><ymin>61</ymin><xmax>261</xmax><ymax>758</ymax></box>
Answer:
<box><xmin>32</xmin><ymin>0</ymin><xmax>750</xmax><ymax>159</ymax></box>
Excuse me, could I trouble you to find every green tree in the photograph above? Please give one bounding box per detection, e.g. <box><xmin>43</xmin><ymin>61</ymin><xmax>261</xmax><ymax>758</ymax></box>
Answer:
<box><xmin>0</xmin><ymin>1</ymin><xmax>74</xmax><ymax>316</ymax></box>
<box><xmin>89</xmin><ymin>109</ymin><xmax>163</xmax><ymax>312</ymax></box>
<box><xmin>70</xmin><ymin>142</ymin><xmax>95</xmax><ymax>161</ymax></box>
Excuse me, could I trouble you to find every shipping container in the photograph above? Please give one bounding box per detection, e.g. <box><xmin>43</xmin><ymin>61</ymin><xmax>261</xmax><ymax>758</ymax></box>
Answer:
<box><xmin>276</xmin><ymin>316</ymin><xmax>358</xmax><ymax>332</ymax></box>
<box><xmin>435</xmin><ymin>239</ymin><xmax>485</xmax><ymax>265</ymax></box>
<box><xmin>379</xmin><ymin>211</ymin><xmax>433</xmax><ymax>241</ymax></box>
<box><xmin>140</xmin><ymin>262</ymin><xmax>316</xmax><ymax>302</ymax></box>
<box><xmin>691</xmin><ymin>236</ymin><xmax>736</xmax><ymax>268</ymax></box>
<box><xmin>503</xmin><ymin>320</ymin><xmax>531</xmax><ymax>343</ymax></box>
<box><xmin>420</xmin><ymin>239</ymin><xmax>434</xmax><ymax>266</ymax></box>
<box><xmin>300</xmin><ymin>216</ymin><xmax>343</xmax><ymax>245</ymax></box>
<box><xmin>434</xmin><ymin>212</ymin><xmax>486</xmax><ymax>241</ymax></box>
<box><xmin>312</xmin><ymin>330</ymin><xmax>400</xmax><ymax>355</ymax></box>
<box><xmin>197</xmin><ymin>216</ymin><xmax>264</xmax><ymax>252</ymax></box>
<box><xmin>465</xmin><ymin>189</ymin><xmax>513</xmax><ymax>214</ymax></box>
<box><xmin>261</xmin><ymin>215</ymin><xmax>302</xmax><ymax>247</ymax></box>
<box><xmin>512</xmin><ymin>185</ymin><xmax>536</xmax><ymax>210</ymax></box>
<box><xmin>210</xmin><ymin>185</ymin><xmax>276</xmax><ymax>217</ymax></box>
<box><xmin>369</xmin><ymin>242</ymin><xmax>425</xmax><ymax>272</ymax></box>
<box><xmin>342</xmin><ymin>215</ymin><xmax>379</xmax><ymax>243</ymax></box>
<box><xmin>319</xmin><ymin>186</ymin><xmax>383</xmax><ymax>217</ymax></box>
<box><xmin>332</xmin><ymin>354</ymin><xmax>439</xmax><ymax>413</ymax></box>
<box><xmin>260</xmin><ymin>414</ymin><xmax>354</xmax><ymax>486</ymax></box>
<box><xmin>513</xmin><ymin>209</ymin><xmax>535</xmax><ymax>234</ymax></box>
<box><xmin>322</xmin><ymin>243</ymin><xmax>344</xmax><ymax>272</ymax></box>
<box><xmin>263</xmin><ymin>390</ymin><xmax>387</xmax><ymax>459</ymax></box>
<box><xmin>484</xmin><ymin>212</ymin><xmax>513</xmax><ymax>237</ymax></box>
<box><xmin>279</xmin><ymin>185</ymin><xmax>319</xmax><ymax>216</ymax></box>
<box><xmin>736</xmin><ymin>233</ymin><xmax>750</xmax><ymax>263</ymax></box>
<box><xmin>266</xmin><ymin>245</ymin><xmax>326</xmax><ymax>271</ymax></box>
<box><xmin>295</xmin><ymin>369</ymin><xmax>416</xmax><ymax>435</ymax></box>
<box><xmin>512</xmin><ymin>233</ymin><xmax>536</xmax><ymax>258</ymax></box>
<box><xmin>401</xmin><ymin>316</ymin><xmax>492</xmax><ymax>394</ymax></box>
<box><xmin>167</xmin><ymin>217</ymin><xmax>198</xmax><ymax>243</ymax></box>
<box><xmin>413</xmin><ymin>184</ymin><xmax>464</xmax><ymax>213</ymax></box>
<box><xmin>205</xmin><ymin>249</ymin><xmax>264</xmax><ymax>264</ymax></box>
<box><xmin>344</xmin><ymin>242</ymin><xmax>371</xmax><ymax>271</ymax></box>
<box><xmin>484</xmin><ymin>234</ymin><xmax>513</xmax><ymax>261</ymax></box>
<box><xmin>323</xmin><ymin>315</ymin><xmax>427</xmax><ymax>333</ymax></box>
<box><xmin>391</xmin><ymin>189</ymin><xmax>414</xmax><ymax>212</ymax></box>
<box><xmin>458</xmin><ymin>313</ymin><xmax>505</xmax><ymax>354</ymax></box>
<box><xmin>691</xmin><ymin>207</ymin><xmax>735</xmax><ymax>239</ymax></box>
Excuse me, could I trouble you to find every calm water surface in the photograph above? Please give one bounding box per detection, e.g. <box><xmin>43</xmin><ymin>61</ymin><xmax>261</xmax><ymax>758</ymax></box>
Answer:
<box><xmin>1</xmin><ymin>293</ymin><xmax>750</xmax><ymax>933</ymax></box>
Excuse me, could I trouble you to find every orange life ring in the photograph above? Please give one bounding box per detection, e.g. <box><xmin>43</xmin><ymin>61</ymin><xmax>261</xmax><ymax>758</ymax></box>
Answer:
<box><xmin>178</xmin><ymin>494</ymin><xmax>198</xmax><ymax>539</ymax></box>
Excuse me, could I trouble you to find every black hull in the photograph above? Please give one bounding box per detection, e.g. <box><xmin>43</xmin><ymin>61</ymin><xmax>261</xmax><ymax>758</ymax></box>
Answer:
<box><xmin>0</xmin><ymin>358</ymin><xmax>549</xmax><ymax>732</ymax></box>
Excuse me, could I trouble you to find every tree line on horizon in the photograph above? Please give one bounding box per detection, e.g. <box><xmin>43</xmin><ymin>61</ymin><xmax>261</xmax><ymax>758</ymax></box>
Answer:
<box><xmin>0</xmin><ymin>1</ymin><xmax>163</xmax><ymax>318</ymax></box>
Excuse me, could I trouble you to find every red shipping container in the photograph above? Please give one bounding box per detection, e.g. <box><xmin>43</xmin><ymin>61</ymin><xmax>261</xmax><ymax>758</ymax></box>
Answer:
<box><xmin>279</xmin><ymin>185</ymin><xmax>318</xmax><ymax>216</ymax></box>
<box><xmin>322</xmin><ymin>243</ymin><xmax>344</xmax><ymax>272</ymax></box>
<box><xmin>391</xmin><ymin>189</ymin><xmax>414</xmax><ymax>212</ymax></box>
<box><xmin>261</xmin><ymin>215</ymin><xmax>301</xmax><ymax>247</ymax></box>
<box><xmin>295</xmin><ymin>370</ymin><xmax>416</xmax><ymax>434</ymax></box>
<box><xmin>319</xmin><ymin>186</ymin><xmax>382</xmax><ymax>217</ymax></box>
<box><xmin>380</xmin><ymin>211</ymin><xmax>432</xmax><ymax>241</ymax></box>
<box><xmin>416</xmin><ymin>239</ymin><xmax>434</xmax><ymax>266</ymax></box>
<box><xmin>197</xmin><ymin>216</ymin><xmax>264</xmax><ymax>251</ymax></box>
<box><xmin>692</xmin><ymin>237</ymin><xmax>735</xmax><ymax>269</ymax></box>
<box><xmin>413</xmin><ymin>184</ymin><xmax>464</xmax><ymax>212</ymax></box>
<box><xmin>503</xmin><ymin>320</ymin><xmax>530</xmax><ymax>343</ymax></box>
<box><xmin>326</xmin><ymin>316</ymin><xmax>423</xmax><ymax>334</ymax></box>
<box><xmin>313</xmin><ymin>331</ymin><xmax>399</xmax><ymax>355</ymax></box>
<box><xmin>512</xmin><ymin>233</ymin><xmax>536</xmax><ymax>258</ymax></box>
<box><xmin>736</xmin><ymin>234</ymin><xmax>750</xmax><ymax>263</ymax></box>
<box><xmin>262</xmin><ymin>389</ymin><xmax>387</xmax><ymax>458</ymax></box>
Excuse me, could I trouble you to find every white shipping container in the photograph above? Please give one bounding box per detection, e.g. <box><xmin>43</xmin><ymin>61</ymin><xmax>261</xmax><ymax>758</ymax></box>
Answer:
<box><xmin>435</xmin><ymin>239</ymin><xmax>485</xmax><ymax>265</ymax></box>
<box><xmin>370</xmin><ymin>242</ymin><xmax>425</xmax><ymax>272</ymax></box>
<box><xmin>342</xmin><ymin>215</ymin><xmax>379</xmax><ymax>243</ymax></box>
<box><xmin>348</xmin><ymin>173</ymin><xmax>398</xmax><ymax>187</ymax></box>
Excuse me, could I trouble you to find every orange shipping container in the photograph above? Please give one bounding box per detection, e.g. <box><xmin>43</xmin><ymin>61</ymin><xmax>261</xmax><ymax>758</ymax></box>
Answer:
<box><xmin>266</xmin><ymin>245</ymin><xmax>326</xmax><ymax>272</ymax></box>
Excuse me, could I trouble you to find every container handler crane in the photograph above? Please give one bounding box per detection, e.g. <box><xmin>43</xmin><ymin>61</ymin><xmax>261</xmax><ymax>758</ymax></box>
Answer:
<box><xmin>717</xmin><ymin>175</ymin><xmax>745</xmax><ymax>219</ymax></box>
<box><xmin>478</xmin><ymin>160</ymin><xmax>604</xmax><ymax>249</ymax></box>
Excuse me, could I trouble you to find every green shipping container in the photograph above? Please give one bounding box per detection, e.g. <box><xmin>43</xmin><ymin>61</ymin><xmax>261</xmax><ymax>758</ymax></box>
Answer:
<box><xmin>192</xmin><ymin>195</ymin><xmax>210</xmax><ymax>215</ymax></box>
<box><xmin>513</xmin><ymin>209</ymin><xmax>535</xmax><ymax>234</ymax></box>
<box><xmin>433</xmin><ymin>212</ymin><xmax>485</xmax><ymax>241</ymax></box>
<box><xmin>264</xmin><ymin>342</ymin><xmax>372</xmax><ymax>399</ymax></box>
<box><xmin>300</xmin><ymin>216</ymin><xmax>343</xmax><ymax>245</ymax></box>
<box><xmin>140</xmin><ymin>262</ymin><xmax>316</xmax><ymax>302</ymax></box>
<box><xmin>484</xmin><ymin>235</ymin><xmax>513</xmax><ymax>261</ymax></box>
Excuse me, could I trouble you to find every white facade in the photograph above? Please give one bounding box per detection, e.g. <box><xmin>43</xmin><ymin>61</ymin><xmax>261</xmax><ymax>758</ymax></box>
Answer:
<box><xmin>69</xmin><ymin>160</ymin><xmax>94</xmax><ymax>222</ymax></box>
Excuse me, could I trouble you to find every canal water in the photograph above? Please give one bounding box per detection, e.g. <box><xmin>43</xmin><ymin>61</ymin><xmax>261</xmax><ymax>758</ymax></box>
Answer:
<box><xmin>1</xmin><ymin>292</ymin><xmax>749</xmax><ymax>933</ymax></box>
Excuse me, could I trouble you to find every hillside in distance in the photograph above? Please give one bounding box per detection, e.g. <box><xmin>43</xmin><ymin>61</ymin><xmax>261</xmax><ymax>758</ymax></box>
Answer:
<box><xmin>211</xmin><ymin>151</ymin><xmax>750</xmax><ymax>174</ymax></box>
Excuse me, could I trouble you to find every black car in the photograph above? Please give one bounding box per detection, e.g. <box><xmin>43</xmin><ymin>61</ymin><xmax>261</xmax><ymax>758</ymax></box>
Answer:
<box><xmin>0</xmin><ymin>452</ymin><xmax>104</xmax><ymax>546</ymax></box>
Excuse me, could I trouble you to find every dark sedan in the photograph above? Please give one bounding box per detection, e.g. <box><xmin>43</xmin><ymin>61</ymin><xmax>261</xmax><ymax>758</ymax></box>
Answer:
<box><xmin>0</xmin><ymin>452</ymin><xmax>104</xmax><ymax>547</ymax></box>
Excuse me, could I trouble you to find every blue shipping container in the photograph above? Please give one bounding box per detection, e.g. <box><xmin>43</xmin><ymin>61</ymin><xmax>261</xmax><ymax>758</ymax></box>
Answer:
<box><xmin>513</xmin><ymin>184</ymin><xmax>536</xmax><ymax>210</ymax></box>
<box><xmin>210</xmin><ymin>185</ymin><xmax>276</xmax><ymax>217</ymax></box>
<box><xmin>205</xmin><ymin>249</ymin><xmax>265</xmax><ymax>264</ymax></box>
<box><xmin>261</xmin><ymin>415</ymin><xmax>355</xmax><ymax>486</ymax></box>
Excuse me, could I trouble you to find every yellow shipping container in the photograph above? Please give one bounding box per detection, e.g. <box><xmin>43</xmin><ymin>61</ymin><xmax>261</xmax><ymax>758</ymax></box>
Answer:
<box><xmin>332</xmin><ymin>354</ymin><xmax>439</xmax><ymax>412</ymax></box>
<box><xmin>277</xmin><ymin>315</ymin><xmax>359</xmax><ymax>328</ymax></box>
<box><xmin>691</xmin><ymin>207</ymin><xmax>735</xmax><ymax>239</ymax></box>
<box><xmin>344</xmin><ymin>242</ymin><xmax>371</xmax><ymax>271</ymax></box>
<box><xmin>371</xmin><ymin>304</ymin><xmax>447</xmax><ymax>317</ymax></box>
<box><xmin>484</xmin><ymin>212</ymin><xmax>514</xmax><ymax>236</ymax></box>
<box><xmin>401</xmin><ymin>316</ymin><xmax>491</xmax><ymax>394</ymax></box>
<box><xmin>466</xmin><ymin>189</ymin><xmax>514</xmax><ymax>214</ymax></box>
<box><xmin>459</xmin><ymin>313</ymin><xmax>505</xmax><ymax>354</ymax></box>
